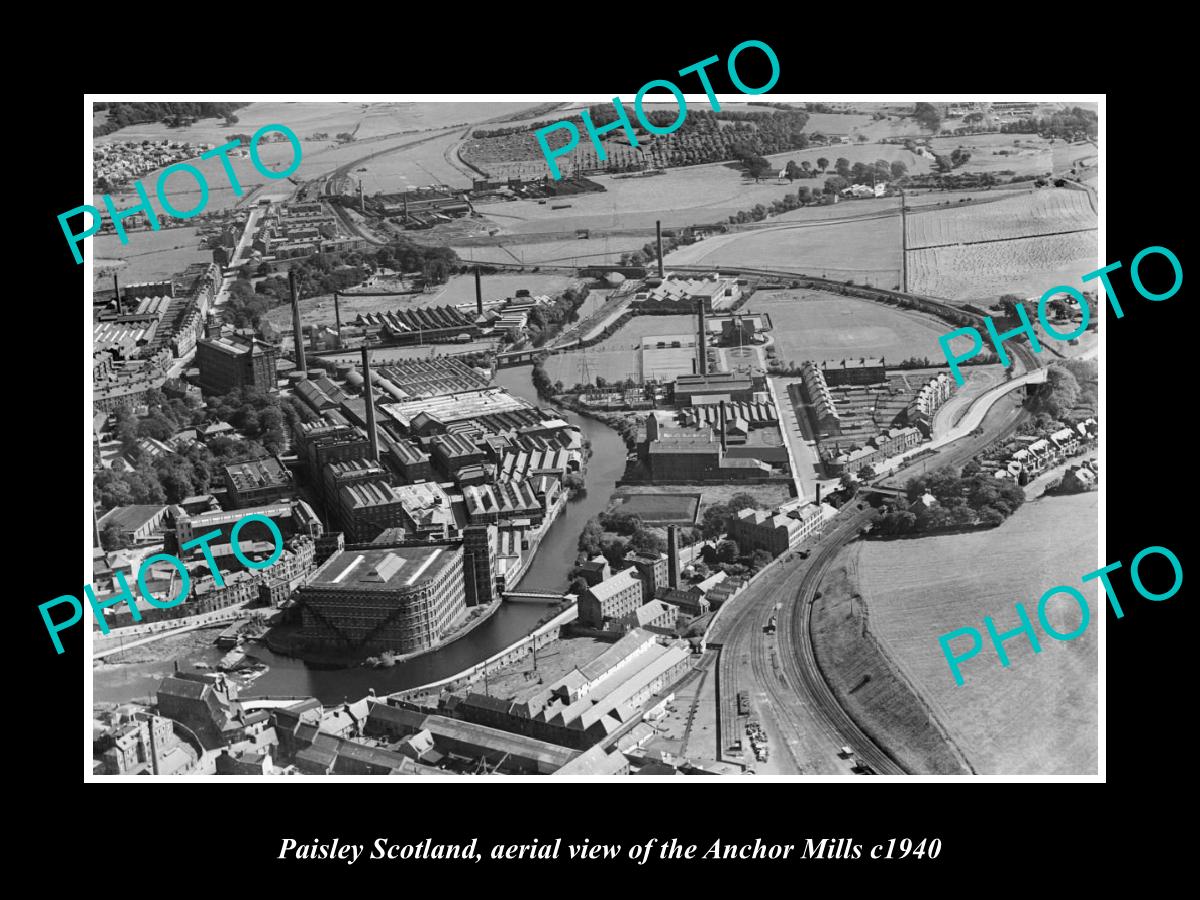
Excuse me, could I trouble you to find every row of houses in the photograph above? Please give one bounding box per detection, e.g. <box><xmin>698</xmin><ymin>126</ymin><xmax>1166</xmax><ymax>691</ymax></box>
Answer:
<box><xmin>992</xmin><ymin>419</ymin><xmax>1098</xmax><ymax>481</ymax></box>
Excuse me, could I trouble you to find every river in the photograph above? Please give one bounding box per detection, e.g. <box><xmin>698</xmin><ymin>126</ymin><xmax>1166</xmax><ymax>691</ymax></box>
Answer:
<box><xmin>94</xmin><ymin>365</ymin><xmax>628</xmax><ymax>705</ymax></box>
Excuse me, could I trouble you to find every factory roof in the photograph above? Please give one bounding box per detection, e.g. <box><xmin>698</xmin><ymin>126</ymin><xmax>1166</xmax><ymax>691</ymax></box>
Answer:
<box><xmin>585</xmin><ymin>567</ymin><xmax>643</xmax><ymax>604</ymax></box>
<box><xmin>309</xmin><ymin>545</ymin><xmax>459</xmax><ymax>591</ymax></box>
<box><xmin>224</xmin><ymin>456</ymin><xmax>290</xmax><ymax>492</ymax></box>
<box><xmin>96</xmin><ymin>504</ymin><xmax>167</xmax><ymax>534</ymax></box>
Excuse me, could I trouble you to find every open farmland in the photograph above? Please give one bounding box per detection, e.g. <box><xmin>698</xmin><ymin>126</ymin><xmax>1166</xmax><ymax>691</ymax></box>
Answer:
<box><xmin>747</xmin><ymin>289</ymin><xmax>953</xmax><ymax>364</ymax></box>
<box><xmin>540</xmin><ymin>314</ymin><xmax>696</xmax><ymax>387</ymax></box>
<box><xmin>453</xmin><ymin>235</ymin><xmax>645</xmax><ymax>267</ymax></box>
<box><xmin>93</xmin><ymin>226</ymin><xmax>210</xmax><ymax>289</ymax></box>
<box><xmin>811</xmin><ymin>544</ymin><xmax>972</xmax><ymax>774</ymax></box>
<box><xmin>907</xmin><ymin>231</ymin><xmax>1099</xmax><ymax>302</ymax></box>
<box><xmin>664</xmin><ymin>212</ymin><xmax>901</xmax><ymax>286</ymax></box>
<box><xmin>854</xmin><ymin>492</ymin><xmax>1098</xmax><ymax>775</ymax></box>
<box><xmin>905</xmin><ymin>188</ymin><xmax>1095</xmax><ymax>249</ymax></box>
<box><xmin>929</xmin><ymin>134</ymin><xmax>1054</xmax><ymax>176</ymax></box>
<box><xmin>355</xmin><ymin>129</ymin><xmax>475</xmax><ymax>192</ymax></box>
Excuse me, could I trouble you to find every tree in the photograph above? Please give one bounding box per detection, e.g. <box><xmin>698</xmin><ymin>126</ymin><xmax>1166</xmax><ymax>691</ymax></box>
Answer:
<box><xmin>728</xmin><ymin>493</ymin><xmax>758</xmax><ymax>512</ymax></box>
<box><xmin>824</xmin><ymin>175</ymin><xmax>849</xmax><ymax>195</ymax></box>
<box><xmin>797</xmin><ymin>186</ymin><xmax>813</xmax><ymax>203</ymax></box>
<box><xmin>913</xmin><ymin>102</ymin><xmax>942</xmax><ymax>132</ymax></box>
<box><xmin>716</xmin><ymin>540</ymin><xmax>740</xmax><ymax>564</ymax></box>
<box><xmin>890</xmin><ymin>161</ymin><xmax>908</xmax><ymax>180</ymax></box>
<box><xmin>784</xmin><ymin>161</ymin><xmax>801</xmax><ymax>181</ymax></box>
<box><xmin>817</xmin><ymin>157</ymin><xmax>829</xmax><ymax>171</ymax></box>
<box><xmin>835</xmin><ymin>157</ymin><xmax>851</xmax><ymax>177</ymax></box>
<box><xmin>801</xmin><ymin>160</ymin><xmax>812</xmax><ymax>173</ymax></box>
<box><xmin>99</xmin><ymin>523</ymin><xmax>130</xmax><ymax>551</ymax></box>
<box><xmin>840</xmin><ymin>472</ymin><xmax>858</xmax><ymax>495</ymax></box>
<box><xmin>859</xmin><ymin>464</ymin><xmax>877</xmax><ymax>480</ymax></box>
<box><xmin>569</xmin><ymin>577</ymin><xmax>589</xmax><ymax>596</ymax></box>
<box><xmin>630</xmin><ymin>527</ymin><xmax>666</xmax><ymax>555</ymax></box>
<box><xmin>751</xmin><ymin>549</ymin><xmax>773</xmax><ymax>570</ymax></box>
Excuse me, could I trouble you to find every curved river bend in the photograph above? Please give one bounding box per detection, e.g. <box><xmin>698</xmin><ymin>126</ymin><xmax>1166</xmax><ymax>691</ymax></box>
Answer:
<box><xmin>94</xmin><ymin>367</ymin><xmax>627</xmax><ymax>705</ymax></box>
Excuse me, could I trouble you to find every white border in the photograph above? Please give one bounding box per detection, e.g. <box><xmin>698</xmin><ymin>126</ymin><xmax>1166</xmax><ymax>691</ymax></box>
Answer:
<box><xmin>84</xmin><ymin>93</ymin><xmax>1104</xmax><ymax>784</ymax></box>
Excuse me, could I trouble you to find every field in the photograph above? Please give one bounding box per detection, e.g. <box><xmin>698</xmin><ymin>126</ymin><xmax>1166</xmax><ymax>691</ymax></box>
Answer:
<box><xmin>905</xmin><ymin>188</ymin><xmax>1095</xmax><ymax>249</ymax></box>
<box><xmin>355</xmin><ymin>129</ymin><xmax>475</xmax><ymax>192</ymax></box>
<box><xmin>664</xmin><ymin>210</ymin><xmax>902</xmax><ymax>286</ymax></box>
<box><xmin>93</xmin><ymin>226</ymin><xmax>211</xmax><ymax>288</ymax></box>
<box><xmin>811</xmin><ymin>544</ymin><xmax>973</xmax><ymax>774</ymax></box>
<box><xmin>452</xmin><ymin>235</ymin><xmax>644</xmax><ymax>267</ymax></box>
<box><xmin>907</xmin><ymin>231</ymin><xmax>1099</xmax><ymax>302</ymax></box>
<box><xmin>612</xmin><ymin>492</ymin><xmax>701</xmax><ymax>525</ymax></box>
<box><xmin>641</xmin><ymin>345</ymin><xmax>698</xmax><ymax>382</ymax></box>
<box><xmin>94</xmin><ymin>101</ymin><xmax>539</xmax><ymax>147</ymax></box>
<box><xmin>855</xmin><ymin>492</ymin><xmax>1099</xmax><ymax>775</ymax></box>
<box><xmin>746</xmin><ymin>289</ymin><xmax>955</xmax><ymax>365</ymax></box>
<box><xmin>540</xmin><ymin>314</ymin><xmax>696</xmax><ymax>386</ymax></box>
<box><xmin>929</xmin><ymin>134</ymin><xmax>1054</xmax><ymax>176</ymax></box>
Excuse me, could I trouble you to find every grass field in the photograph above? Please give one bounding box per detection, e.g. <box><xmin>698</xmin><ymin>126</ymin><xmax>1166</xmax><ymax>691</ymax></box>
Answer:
<box><xmin>929</xmin><ymin>134</ymin><xmax>1054</xmax><ymax>176</ymax></box>
<box><xmin>907</xmin><ymin>231</ymin><xmax>1098</xmax><ymax>302</ymax></box>
<box><xmin>612</xmin><ymin>492</ymin><xmax>701</xmax><ymax>525</ymax></box>
<box><xmin>746</xmin><ymin>289</ymin><xmax>953</xmax><ymax>365</ymax></box>
<box><xmin>811</xmin><ymin>544</ymin><xmax>973</xmax><ymax>774</ymax></box>
<box><xmin>93</xmin><ymin>226</ymin><xmax>211</xmax><ymax>289</ymax></box>
<box><xmin>663</xmin><ymin>211</ymin><xmax>902</xmax><ymax>286</ymax></box>
<box><xmin>905</xmin><ymin>188</ymin><xmax>1095</xmax><ymax>249</ymax></box>
<box><xmin>855</xmin><ymin>492</ymin><xmax>1099</xmax><ymax>775</ymax></box>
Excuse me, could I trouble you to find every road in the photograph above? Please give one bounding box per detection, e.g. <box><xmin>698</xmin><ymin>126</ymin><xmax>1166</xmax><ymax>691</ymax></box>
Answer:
<box><xmin>683</xmin><ymin>263</ymin><xmax>1048</xmax><ymax>774</ymax></box>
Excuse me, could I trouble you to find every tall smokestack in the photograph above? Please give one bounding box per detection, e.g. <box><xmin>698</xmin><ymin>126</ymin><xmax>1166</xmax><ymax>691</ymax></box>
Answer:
<box><xmin>359</xmin><ymin>180</ymin><xmax>365</xmax><ymax>213</ymax></box>
<box><xmin>112</xmin><ymin>274</ymin><xmax>121</xmax><ymax>315</ymax></box>
<box><xmin>816</xmin><ymin>483</ymin><xmax>822</xmax><ymax>505</ymax></box>
<box><xmin>667</xmin><ymin>524</ymin><xmax>680</xmax><ymax>589</ymax></box>
<box><xmin>333</xmin><ymin>291</ymin><xmax>342</xmax><ymax>336</ymax></box>
<box><xmin>289</xmin><ymin>270</ymin><xmax>307</xmax><ymax>375</ymax></box>
<box><xmin>474</xmin><ymin>266</ymin><xmax>483</xmax><ymax>316</ymax></box>
<box><xmin>361</xmin><ymin>346</ymin><xmax>380</xmax><ymax>462</ymax></box>
<box><xmin>656</xmin><ymin>220</ymin><xmax>664</xmax><ymax>278</ymax></box>
<box><xmin>718</xmin><ymin>402</ymin><xmax>727</xmax><ymax>453</ymax></box>
<box><xmin>697</xmin><ymin>302</ymin><xmax>707</xmax><ymax>376</ymax></box>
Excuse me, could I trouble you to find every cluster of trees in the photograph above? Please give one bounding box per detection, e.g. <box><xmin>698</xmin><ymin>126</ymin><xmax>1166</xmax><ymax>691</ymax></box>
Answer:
<box><xmin>95</xmin><ymin>387</ymin><xmax>311</xmax><ymax>512</ymax></box>
<box><xmin>874</xmin><ymin>465</ymin><xmax>1025</xmax><ymax>535</ymax></box>
<box><xmin>526</xmin><ymin>285</ymin><xmax>591</xmax><ymax>348</ymax></box>
<box><xmin>998</xmin><ymin>107</ymin><xmax>1097</xmax><ymax>140</ymax></box>
<box><xmin>697</xmin><ymin>539</ymin><xmax>773</xmax><ymax>579</ymax></box>
<box><xmin>225</xmin><ymin>241</ymin><xmax>461</xmax><ymax>329</ymax></box>
<box><xmin>94</xmin><ymin>102</ymin><xmax>249</xmax><ymax>136</ymax></box>
<box><xmin>698</xmin><ymin>493</ymin><xmax>761</xmax><ymax>540</ymax></box>
<box><xmin>574</xmin><ymin>512</ymin><xmax>666</xmax><ymax>577</ymax></box>
<box><xmin>1027</xmin><ymin>362</ymin><xmax>1096</xmax><ymax>420</ymax></box>
<box><xmin>935</xmin><ymin>148</ymin><xmax>972</xmax><ymax>172</ymax></box>
<box><xmin>912</xmin><ymin>103</ymin><xmax>942</xmax><ymax>132</ymax></box>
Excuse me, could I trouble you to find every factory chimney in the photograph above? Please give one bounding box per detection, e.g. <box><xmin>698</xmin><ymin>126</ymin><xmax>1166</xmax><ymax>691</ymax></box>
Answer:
<box><xmin>697</xmin><ymin>302</ymin><xmax>707</xmax><ymax>376</ymax></box>
<box><xmin>333</xmin><ymin>291</ymin><xmax>342</xmax><ymax>336</ymax></box>
<box><xmin>816</xmin><ymin>483</ymin><xmax>822</xmax><ymax>505</ymax></box>
<box><xmin>474</xmin><ymin>266</ymin><xmax>483</xmax><ymax>317</ymax></box>
<box><xmin>361</xmin><ymin>346</ymin><xmax>380</xmax><ymax>462</ymax></box>
<box><xmin>718</xmin><ymin>402</ymin><xmax>728</xmax><ymax>453</ymax></box>
<box><xmin>656</xmin><ymin>219</ymin><xmax>664</xmax><ymax>278</ymax></box>
<box><xmin>289</xmin><ymin>270</ymin><xmax>307</xmax><ymax>376</ymax></box>
<box><xmin>667</xmin><ymin>524</ymin><xmax>680</xmax><ymax>589</ymax></box>
<box><xmin>359</xmin><ymin>180</ymin><xmax>365</xmax><ymax>214</ymax></box>
<box><xmin>112</xmin><ymin>274</ymin><xmax>122</xmax><ymax>315</ymax></box>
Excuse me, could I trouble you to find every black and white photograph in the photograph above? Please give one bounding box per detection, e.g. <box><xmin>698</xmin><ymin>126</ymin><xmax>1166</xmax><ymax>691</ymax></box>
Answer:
<box><xmin>76</xmin><ymin>94</ymin><xmax>1108</xmax><ymax>780</ymax></box>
